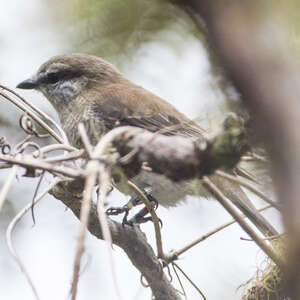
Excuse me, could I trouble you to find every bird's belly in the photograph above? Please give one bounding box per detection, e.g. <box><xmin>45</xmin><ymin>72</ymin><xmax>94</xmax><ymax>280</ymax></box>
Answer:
<box><xmin>114</xmin><ymin>169</ymin><xmax>210</xmax><ymax>208</ymax></box>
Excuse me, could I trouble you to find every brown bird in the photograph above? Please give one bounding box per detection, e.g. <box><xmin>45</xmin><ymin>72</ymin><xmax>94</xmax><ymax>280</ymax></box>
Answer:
<box><xmin>17</xmin><ymin>53</ymin><xmax>276</xmax><ymax>233</ymax></box>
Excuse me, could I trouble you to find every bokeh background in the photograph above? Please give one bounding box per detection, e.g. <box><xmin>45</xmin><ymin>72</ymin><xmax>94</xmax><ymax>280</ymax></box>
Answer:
<box><xmin>0</xmin><ymin>1</ymin><xmax>285</xmax><ymax>299</ymax></box>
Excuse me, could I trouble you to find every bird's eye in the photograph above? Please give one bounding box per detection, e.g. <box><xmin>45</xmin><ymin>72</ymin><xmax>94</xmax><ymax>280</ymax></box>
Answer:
<box><xmin>46</xmin><ymin>72</ymin><xmax>60</xmax><ymax>84</ymax></box>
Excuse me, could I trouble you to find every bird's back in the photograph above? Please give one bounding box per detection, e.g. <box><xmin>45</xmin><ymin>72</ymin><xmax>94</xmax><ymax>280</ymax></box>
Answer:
<box><xmin>90</xmin><ymin>81</ymin><xmax>205</xmax><ymax>140</ymax></box>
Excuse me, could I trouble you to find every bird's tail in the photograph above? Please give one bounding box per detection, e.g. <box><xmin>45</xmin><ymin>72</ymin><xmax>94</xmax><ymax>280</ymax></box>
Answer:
<box><xmin>206</xmin><ymin>174</ymin><xmax>278</xmax><ymax>237</ymax></box>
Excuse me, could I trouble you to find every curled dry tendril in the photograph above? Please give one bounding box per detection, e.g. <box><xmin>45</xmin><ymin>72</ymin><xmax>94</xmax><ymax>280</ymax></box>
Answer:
<box><xmin>0</xmin><ymin>137</ymin><xmax>11</xmax><ymax>155</ymax></box>
<box><xmin>19</xmin><ymin>114</ymin><xmax>49</xmax><ymax>138</ymax></box>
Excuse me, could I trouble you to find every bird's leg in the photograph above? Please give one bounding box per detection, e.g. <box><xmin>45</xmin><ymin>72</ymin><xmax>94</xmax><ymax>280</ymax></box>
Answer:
<box><xmin>127</xmin><ymin>201</ymin><xmax>163</xmax><ymax>227</ymax></box>
<box><xmin>106</xmin><ymin>187</ymin><xmax>160</xmax><ymax>226</ymax></box>
<box><xmin>126</xmin><ymin>193</ymin><xmax>162</xmax><ymax>226</ymax></box>
<box><xmin>106</xmin><ymin>191</ymin><xmax>146</xmax><ymax>226</ymax></box>
<box><xmin>127</xmin><ymin>205</ymin><xmax>154</xmax><ymax>225</ymax></box>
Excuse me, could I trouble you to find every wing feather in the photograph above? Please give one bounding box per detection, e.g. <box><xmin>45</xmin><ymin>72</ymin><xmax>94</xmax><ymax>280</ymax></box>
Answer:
<box><xmin>91</xmin><ymin>83</ymin><xmax>204</xmax><ymax>139</ymax></box>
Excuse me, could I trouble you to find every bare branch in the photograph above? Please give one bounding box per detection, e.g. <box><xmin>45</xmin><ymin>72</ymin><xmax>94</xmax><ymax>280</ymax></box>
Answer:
<box><xmin>95</xmin><ymin>120</ymin><xmax>247</xmax><ymax>182</ymax></box>
<box><xmin>50</xmin><ymin>180</ymin><xmax>182</xmax><ymax>300</ymax></box>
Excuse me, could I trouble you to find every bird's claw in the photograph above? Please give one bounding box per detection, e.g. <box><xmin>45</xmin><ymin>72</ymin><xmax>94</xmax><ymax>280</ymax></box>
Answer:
<box><xmin>129</xmin><ymin>215</ymin><xmax>163</xmax><ymax>227</ymax></box>
<box><xmin>128</xmin><ymin>206</ymin><xmax>163</xmax><ymax>227</ymax></box>
<box><xmin>106</xmin><ymin>205</ymin><xmax>133</xmax><ymax>227</ymax></box>
<box><xmin>106</xmin><ymin>205</ymin><xmax>129</xmax><ymax>216</ymax></box>
<box><xmin>121</xmin><ymin>209</ymin><xmax>131</xmax><ymax>227</ymax></box>
<box><xmin>106</xmin><ymin>192</ymin><xmax>161</xmax><ymax>227</ymax></box>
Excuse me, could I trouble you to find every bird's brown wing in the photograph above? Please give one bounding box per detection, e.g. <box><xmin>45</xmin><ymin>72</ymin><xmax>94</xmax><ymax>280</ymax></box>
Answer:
<box><xmin>91</xmin><ymin>83</ymin><xmax>204</xmax><ymax>139</ymax></box>
<box><xmin>91</xmin><ymin>83</ymin><xmax>278</xmax><ymax>237</ymax></box>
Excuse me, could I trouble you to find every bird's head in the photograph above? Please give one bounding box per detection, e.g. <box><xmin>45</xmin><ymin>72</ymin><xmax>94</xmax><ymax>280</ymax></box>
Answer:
<box><xmin>17</xmin><ymin>53</ymin><xmax>122</xmax><ymax>111</ymax></box>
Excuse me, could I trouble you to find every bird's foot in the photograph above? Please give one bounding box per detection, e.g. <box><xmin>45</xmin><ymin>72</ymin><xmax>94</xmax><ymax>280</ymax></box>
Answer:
<box><xmin>128</xmin><ymin>203</ymin><xmax>163</xmax><ymax>227</ymax></box>
<box><xmin>106</xmin><ymin>205</ymin><xmax>131</xmax><ymax>227</ymax></box>
<box><xmin>106</xmin><ymin>205</ymin><xmax>129</xmax><ymax>216</ymax></box>
<box><xmin>106</xmin><ymin>187</ymin><xmax>160</xmax><ymax>226</ymax></box>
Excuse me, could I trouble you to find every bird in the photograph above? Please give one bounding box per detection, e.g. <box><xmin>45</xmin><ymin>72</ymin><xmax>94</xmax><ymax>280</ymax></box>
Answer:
<box><xmin>17</xmin><ymin>53</ymin><xmax>276</xmax><ymax>234</ymax></box>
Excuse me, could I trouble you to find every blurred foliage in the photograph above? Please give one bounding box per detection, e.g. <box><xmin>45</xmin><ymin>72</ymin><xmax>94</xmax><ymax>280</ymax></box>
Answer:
<box><xmin>275</xmin><ymin>0</ymin><xmax>300</xmax><ymax>52</ymax></box>
<box><xmin>45</xmin><ymin>0</ymin><xmax>300</xmax><ymax>125</ymax></box>
<box><xmin>47</xmin><ymin>0</ymin><xmax>200</xmax><ymax>67</ymax></box>
<box><xmin>46</xmin><ymin>0</ymin><xmax>300</xmax><ymax>59</ymax></box>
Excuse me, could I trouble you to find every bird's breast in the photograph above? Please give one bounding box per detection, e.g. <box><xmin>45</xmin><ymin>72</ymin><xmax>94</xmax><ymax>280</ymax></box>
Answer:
<box><xmin>61</xmin><ymin>107</ymin><xmax>107</xmax><ymax>148</ymax></box>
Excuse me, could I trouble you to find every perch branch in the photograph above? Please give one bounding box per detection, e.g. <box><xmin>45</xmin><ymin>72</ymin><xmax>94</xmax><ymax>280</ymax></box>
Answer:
<box><xmin>50</xmin><ymin>180</ymin><xmax>182</xmax><ymax>300</ymax></box>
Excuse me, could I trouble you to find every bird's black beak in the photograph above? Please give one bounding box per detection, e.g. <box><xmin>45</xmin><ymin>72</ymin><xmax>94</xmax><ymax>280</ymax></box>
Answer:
<box><xmin>16</xmin><ymin>78</ymin><xmax>38</xmax><ymax>90</ymax></box>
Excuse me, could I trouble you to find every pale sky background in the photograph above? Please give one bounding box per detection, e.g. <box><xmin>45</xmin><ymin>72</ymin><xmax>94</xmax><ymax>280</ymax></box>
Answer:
<box><xmin>0</xmin><ymin>1</ymin><xmax>282</xmax><ymax>300</ymax></box>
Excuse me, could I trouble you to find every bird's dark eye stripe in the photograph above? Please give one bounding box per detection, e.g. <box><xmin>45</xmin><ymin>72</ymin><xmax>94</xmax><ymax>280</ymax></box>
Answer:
<box><xmin>39</xmin><ymin>71</ymin><xmax>64</xmax><ymax>84</ymax></box>
<box><xmin>39</xmin><ymin>70</ymin><xmax>82</xmax><ymax>85</ymax></box>
<box><xmin>46</xmin><ymin>72</ymin><xmax>60</xmax><ymax>84</ymax></box>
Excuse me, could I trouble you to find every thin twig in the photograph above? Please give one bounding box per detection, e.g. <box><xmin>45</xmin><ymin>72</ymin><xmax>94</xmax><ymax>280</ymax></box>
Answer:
<box><xmin>98</xmin><ymin>165</ymin><xmax>123</xmax><ymax>300</ymax></box>
<box><xmin>172</xmin><ymin>263</ymin><xmax>187</xmax><ymax>300</ymax></box>
<box><xmin>82</xmin><ymin>122</ymin><xmax>123</xmax><ymax>300</ymax></box>
<box><xmin>97</xmin><ymin>166</ymin><xmax>112</xmax><ymax>245</ymax></box>
<box><xmin>31</xmin><ymin>171</ymin><xmax>45</xmax><ymax>224</ymax></box>
<box><xmin>78</xmin><ymin>123</ymin><xmax>94</xmax><ymax>158</ymax></box>
<box><xmin>13</xmin><ymin>135</ymin><xmax>32</xmax><ymax>153</ymax></box>
<box><xmin>202</xmin><ymin>176</ymin><xmax>285</xmax><ymax>268</ymax></box>
<box><xmin>241</xmin><ymin>156</ymin><xmax>256</xmax><ymax>162</ymax></box>
<box><xmin>0</xmin><ymin>153</ymin><xmax>82</xmax><ymax>178</ymax></box>
<box><xmin>6</xmin><ymin>178</ymin><xmax>60</xmax><ymax>300</ymax></box>
<box><xmin>172</xmin><ymin>262</ymin><xmax>206</xmax><ymax>300</ymax></box>
<box><xmin>93</xmin><ymin>126</ymin><xmax>141</xmax><ymax>158</ymax></box>
<box><xmin>215</xmin><ymin>170</ymin><xmax>281</xmax><ymax>211</ymax></box>
<box><xmin>167</xmin><ymin>204</ymin><xmax>272</xmax><ymax>262</ymax></box>
<box><xmin>240</xmin><ymin>233</ymin><xmax>285</xmax><ymax>242</ymax></box>
<box><xmin>127</xmin><ymin>180</ymin><xmax>164</xmax><ymax>259</ymax></box>
<box><xmin>0</xmin><ymin>90</ymin><xmax>64</xmax><ymax>143</ymax></box>
<box><xmin>234</xmin><ymin>166</ymin><xmax>260</xmax><ymax>184</ymax></box>
<box><xmin>71</xmin><ymin>161</ymin><xmax>97</xmax><ymax>300</ymax></box>
<box><xmin>37</xmin><ymin>144</ymin><xmax>77</xmax><ymax>155</ymax></box>
<box><xmin>0</xmin><ymin>85</ymin><xmax>68</xmax><ymax>143</ymax></box>
<box><xmin>17</xmin><ymin>142</ymin><xmax>41</xmax><ymax>156</ymax></box>
<box><xmin>251</xmin><ymin>152</ymin><xmax>268</xmax><ymax>163</ymax></box>
<box><xmin>44</xmin><ymin>150</ymin><xmax>84</xmax><ymax>163</ymax></box>
<box><xmin>0</xmin><ymin>163</ymin><xmax>12</xmax><ymax>169</ymax></box>
<box><xmin>0</xmin><ymin>165</ymin><xmax>18</xmax><ymax>212</ymax></box>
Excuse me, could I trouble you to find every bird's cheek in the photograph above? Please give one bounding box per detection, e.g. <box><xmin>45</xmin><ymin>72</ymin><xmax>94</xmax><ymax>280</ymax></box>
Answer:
<box><xmin>43</xmin><ymin>81</ymin><xmax>79</xmax><ymax>105</ymax></box>
<box><xmin>58</xmin><ymin>80</ymin><xmax>85</xmax><ymax>102</ymax></box>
